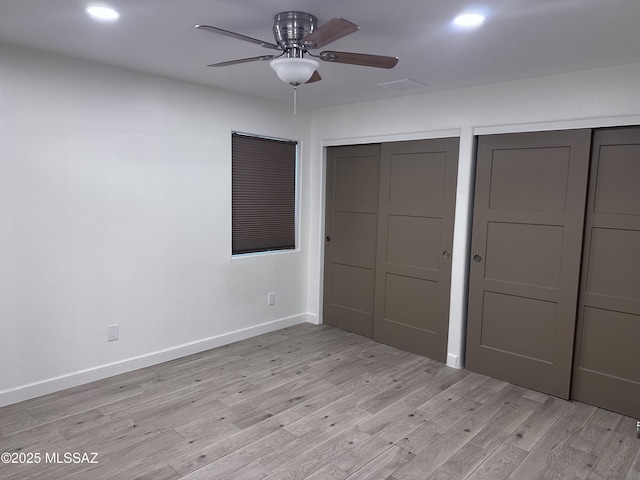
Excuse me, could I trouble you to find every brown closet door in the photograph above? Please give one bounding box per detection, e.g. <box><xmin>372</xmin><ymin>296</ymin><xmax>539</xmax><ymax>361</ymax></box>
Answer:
<box><xmin>323</xmin><ymin>144</ymin><xmax>380</xmax><ymax>337</ymax></box>
<box><xmin>466</xmin><ymin>130</ymin><xmax>591</xmax><ymax>398</ymax></box>
<box><xmin>373</xmin><ymin>138</ymin><xmax>459</xmax><ymax>362</ymax></box>
<box><xmin>572</xmin><ymin>127</ymin><xmax>640</xmax><ymax>418</ymax></box>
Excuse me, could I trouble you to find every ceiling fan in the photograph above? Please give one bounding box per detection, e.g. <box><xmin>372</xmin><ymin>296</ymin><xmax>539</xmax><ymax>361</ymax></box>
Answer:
<box><xmin>195</xmin><ymin>11</ymin><xmax>399</xmax><ymax>87</ymax></box>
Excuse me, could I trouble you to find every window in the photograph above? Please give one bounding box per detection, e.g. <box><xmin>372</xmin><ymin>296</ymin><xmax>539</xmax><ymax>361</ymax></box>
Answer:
<box><xmin>232</xmin><ymin>132</ymin><xmax>297</xmax><ymax>255</ymax></box>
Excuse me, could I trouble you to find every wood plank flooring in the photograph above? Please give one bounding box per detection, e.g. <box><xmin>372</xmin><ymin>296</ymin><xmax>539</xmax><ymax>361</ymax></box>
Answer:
<box><xmin>0</xmin><ymin>324</ymin><xmax>638</xmax><ymax>480</ymax></box>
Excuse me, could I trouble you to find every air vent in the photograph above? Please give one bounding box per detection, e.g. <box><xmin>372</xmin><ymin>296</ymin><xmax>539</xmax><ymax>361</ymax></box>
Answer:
<box><xmin>378</xmin><ymin>79</ymin><xmax>428</xmax><ymax>92</ymax></box>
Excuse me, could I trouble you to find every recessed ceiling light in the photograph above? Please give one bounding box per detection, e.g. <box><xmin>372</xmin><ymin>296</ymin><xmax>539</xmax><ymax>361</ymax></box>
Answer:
<box><xmin>453</xmin><ymin>13</ymin><xmax>485</xmax><ymax>28</ymax></box>
<box><xmin>86</xmin><ymin>5</ymin><xmax>121</xmax><ymax>21</ymax></box>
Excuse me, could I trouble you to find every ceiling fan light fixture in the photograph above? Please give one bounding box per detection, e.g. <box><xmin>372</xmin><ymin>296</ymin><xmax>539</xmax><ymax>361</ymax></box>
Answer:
<box><xmin>270</xmin><ymin>57</ymin><xmax>319</xmax><ymax>86</ymax></box>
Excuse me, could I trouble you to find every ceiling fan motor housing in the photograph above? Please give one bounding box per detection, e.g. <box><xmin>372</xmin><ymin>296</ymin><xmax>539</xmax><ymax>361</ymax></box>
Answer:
<box><xmin>273</xmin><ymin>11</ymin><xmax>317</xmax><ymax>56</ymax></box>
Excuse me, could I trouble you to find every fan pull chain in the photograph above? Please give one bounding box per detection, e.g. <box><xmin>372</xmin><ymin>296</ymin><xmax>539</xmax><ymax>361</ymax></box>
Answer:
<box><xmin>293</xmin><ymin>86</ymin><xmax>297</xmax><ymax>122</ymax></box>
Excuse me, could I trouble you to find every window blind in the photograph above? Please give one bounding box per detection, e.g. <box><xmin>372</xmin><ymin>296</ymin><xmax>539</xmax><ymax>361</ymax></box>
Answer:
<box><xmin>232</xmin><ymin>133</ymin><xmax>297</xmax><ymax>255</ymax></box>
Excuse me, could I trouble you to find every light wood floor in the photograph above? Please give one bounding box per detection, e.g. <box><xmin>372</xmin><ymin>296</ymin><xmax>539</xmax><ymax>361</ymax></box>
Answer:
<box><xmin>1</xmin><ymin>324</ymin><xmax>638</xmax><ymax>480</ymax></box>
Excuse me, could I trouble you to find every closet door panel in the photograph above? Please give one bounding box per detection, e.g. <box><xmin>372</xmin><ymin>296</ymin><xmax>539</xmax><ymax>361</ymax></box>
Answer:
<box><xmin>324</xmin><ymin>144</ymin><xmax>381</xmax><ymax>337</ymax></box>
<box><xmin>466</xmin><ymin>130</ymin><xmax>591</xmax><ymax>398</ymax></box>
<box><xmin>572</xmin><ymin>127</ymin><xmax>640</xmax><ymax>418</ymax></box>
<box><xmin>373</xmin><ymin>138</ymin><xmax>459</xmax><ymax>361</ymax></box>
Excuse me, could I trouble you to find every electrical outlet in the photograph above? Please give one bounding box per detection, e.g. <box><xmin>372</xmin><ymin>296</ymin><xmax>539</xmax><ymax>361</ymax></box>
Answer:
<box><xmin>107</xmin><ymin>324</ymin><xmax>119</xmax><ymax>342</ymax></box>
<box><xmin>267</xmin><ymin>292</ymin><xmax>276</xmax><ymax>306</ymax></box>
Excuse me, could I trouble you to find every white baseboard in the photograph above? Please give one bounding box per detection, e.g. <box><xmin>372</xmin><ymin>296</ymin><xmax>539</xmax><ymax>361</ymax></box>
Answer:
<box><xmin>447</xmin><ymin>353</ymin><xmax>463</xmax><ymax>369</ymax></box>
<box><xmin>305</xmin><ymin>312</ymin><xmax>320</xmax><ymax>325</ymax></box>
<box><xmin>0</xmin><ymin>314</ymin><xmax>311</xmax><ymax>407</ymax></box>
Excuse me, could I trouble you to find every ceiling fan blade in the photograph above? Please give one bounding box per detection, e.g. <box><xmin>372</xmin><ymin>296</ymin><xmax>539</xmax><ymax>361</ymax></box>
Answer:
<box><xmin>306</xmin><ymin>70</ymin><xmax>322</xmax><ymax>83</ymax></box>
<box><xmin>320</xmin><ymin>51</ymin><xmax>398</xmax><ymax>69</ymax></box>
<box><xmin>207</xmin><ymin>55</ymin><xmax>277</xmax><ymax>67</ymax></box>
<box><xmin>301</xmin><ymin>18</ymin><xmax>359</xmax><ymax>49</ymax></box>
<box><xmin>195</xmin><ymin>25</ymin><xmax>280</xmax><ymax>50</ymax></box>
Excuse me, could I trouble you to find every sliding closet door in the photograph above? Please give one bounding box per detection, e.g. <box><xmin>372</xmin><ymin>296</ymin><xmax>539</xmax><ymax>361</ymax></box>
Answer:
<box><xmin>572</xmin><ymin>127</ymin><xmax>640</xmax><ymax>418</ymax></box>
<box><xmin>373</xmin><ymin>138</ymin><xmax>459</xmax><ymax>362</ymax></box>
<box><xmin>466</xmin><ymin>130</ymin><xmax>591</xmax><ymax>398</ymax></box>
<box><xmin>323</xmin><ymin>144</ymin><xmax>381</xmax><ymax>337</ymax></box>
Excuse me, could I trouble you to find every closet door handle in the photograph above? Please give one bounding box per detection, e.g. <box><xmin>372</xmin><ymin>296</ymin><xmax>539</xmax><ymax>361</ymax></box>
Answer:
<box><xmin>326</xmin><ymin>236</ymin><xmax>331</xmax><ymax>242</ymax></box>
<box><xmin>473</xmin><ymin>254</ymin><xmax>482</xmax><ymax>263</ymax></box>
<box><xmin>442</xmin><ymin>250</ymin><xmax>451</xmax><ymax>259</ymax></box>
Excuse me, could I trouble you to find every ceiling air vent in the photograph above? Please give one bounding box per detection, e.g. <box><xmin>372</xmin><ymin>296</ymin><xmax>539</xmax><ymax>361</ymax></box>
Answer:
<box><xmin>378</xmin><ymin>79</ymin><xmax>428</xmax><ymax>92</ymax></box>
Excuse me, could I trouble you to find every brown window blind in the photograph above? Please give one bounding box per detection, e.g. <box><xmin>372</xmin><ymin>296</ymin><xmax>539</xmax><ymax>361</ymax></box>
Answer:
<box><xmin>232</xmin><ymin>132</ymin><xmax>297</xmax><ymax>255</ymax></box>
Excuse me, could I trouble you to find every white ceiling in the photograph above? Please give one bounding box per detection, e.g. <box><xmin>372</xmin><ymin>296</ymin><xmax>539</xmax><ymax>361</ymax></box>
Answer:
<box><xmin>1</xmin><ymin>0</ymin><xmax>640</xmax><ymax>108</ymax></box>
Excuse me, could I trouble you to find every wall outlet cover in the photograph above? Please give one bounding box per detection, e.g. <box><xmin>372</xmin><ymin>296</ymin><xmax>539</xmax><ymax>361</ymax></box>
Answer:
<box><xmin>107</xmin><ymin>324</ymin><xmax>119</xmax><ymax>342</ymax></box>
